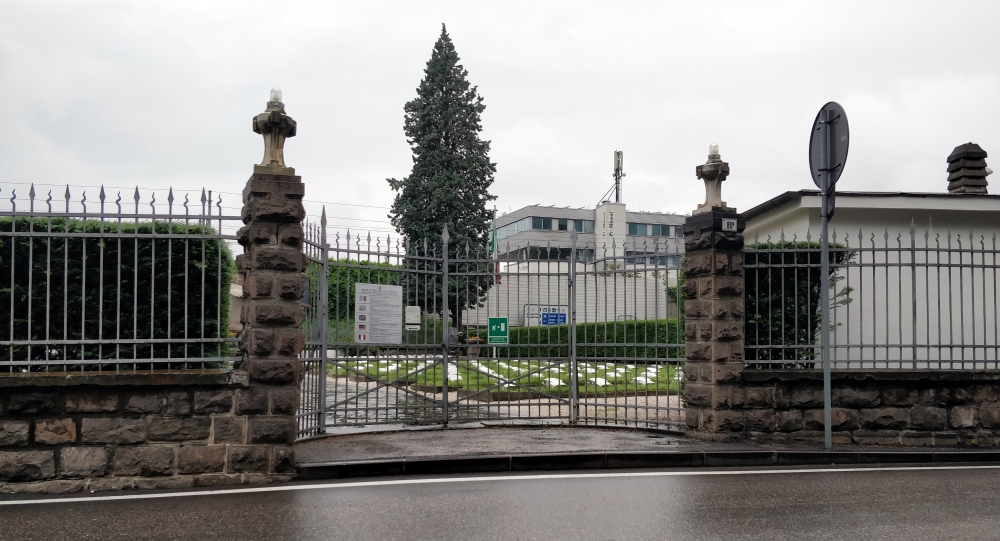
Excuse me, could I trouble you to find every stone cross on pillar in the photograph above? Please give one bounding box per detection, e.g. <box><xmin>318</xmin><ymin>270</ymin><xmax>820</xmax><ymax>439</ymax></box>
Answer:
<box><xmin>235</xmin><ymin>88</ymin><xmax>308</xmax><ymax>453</ymax></box>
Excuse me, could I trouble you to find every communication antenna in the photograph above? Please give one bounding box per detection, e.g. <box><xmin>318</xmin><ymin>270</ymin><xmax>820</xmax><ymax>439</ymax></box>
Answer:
<box><xmin>598</xmin><ymin>150</ymin><xmax>626</xmax><ymax>205</ymax></box>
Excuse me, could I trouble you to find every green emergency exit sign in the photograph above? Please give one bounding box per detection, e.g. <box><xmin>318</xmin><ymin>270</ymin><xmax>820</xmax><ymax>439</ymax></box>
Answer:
<box><xmin>488</xmin><ymin>317</ymin><xmax>508</xmax><ymax>344</ymax></box>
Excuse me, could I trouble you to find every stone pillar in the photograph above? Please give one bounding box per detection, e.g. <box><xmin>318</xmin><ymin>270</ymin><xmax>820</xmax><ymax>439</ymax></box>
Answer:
<box><xmin>683</xmin><ymin>144</ymin><xmax>747</xmax><ymax>440</ymax></box>
<box><xmin>235</xmin><ymin>89</ymin><xmax>306</xmax><ymax>464</ymax></box>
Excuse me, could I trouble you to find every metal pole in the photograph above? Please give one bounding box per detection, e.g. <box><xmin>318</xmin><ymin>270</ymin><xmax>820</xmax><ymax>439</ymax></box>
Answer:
<box><xmin>318</xmin><ymin>208</ymin><xmax>329</xmax><ymax>433</ymax></box>
<box><xmin>569</xmin><ymin>231</ymin><xmax>579</xmax><ymax>424</ymax></box>
<box><xmin>441</xmin><ymin>225</ymin><xmax>450</xmax><ymax>425</ymax></box>
<box><xmin>821</xmin><ymin>110</ymin><xmax>832</xmax><ymax>450</ymax></box>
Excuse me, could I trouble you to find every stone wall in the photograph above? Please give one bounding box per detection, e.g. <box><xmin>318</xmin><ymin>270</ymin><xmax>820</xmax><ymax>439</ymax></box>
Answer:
<box><xmin>0</xmin><ymin>371</ymin><xmax>295</xmax><ymax>493</ymax></box>
<box><xmin>700</xmin><ymin>370</ymin><xmax>1000</xmax><ymax>446</ymax></box>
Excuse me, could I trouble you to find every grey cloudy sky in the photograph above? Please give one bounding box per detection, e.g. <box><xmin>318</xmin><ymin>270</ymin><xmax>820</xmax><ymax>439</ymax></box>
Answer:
<box><xmin>2</xmin><ymin>1</ymin><xmax>998</xmax><ymax>236</ymax></box>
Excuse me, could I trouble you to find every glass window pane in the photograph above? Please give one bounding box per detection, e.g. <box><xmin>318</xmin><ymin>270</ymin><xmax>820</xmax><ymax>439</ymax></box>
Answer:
<box><xmin>574</xmin><ymin>220</ymin><xmax>583</xmax><ymax>232</ymax></box>
<box><xmin>558</xmin><ymin>219</ymin><xmax>568</xmax><ymax>231</ymax></box>
<box><xmin>637</xmin><ymin>224</ymin><xmax>648</xmax><ymax>236</ymax></box>
<box><xmin>542</xmin><ymin>218</ymin><xmax>552</xmax><ymax>230</ymax></box>
<box><xmin>532</xmin><ymin>217</ymin><xmax>543</xmax><ymax>229</ymax></box>
<box><xmin>583</xmin><ymin>220</ymin><xmax>594</xmax><ymax>233</ymax></box>
<box><xmin>627</xmin><ymin>223</ymin><xmax>638</xmax><ymax>235</ymax></box>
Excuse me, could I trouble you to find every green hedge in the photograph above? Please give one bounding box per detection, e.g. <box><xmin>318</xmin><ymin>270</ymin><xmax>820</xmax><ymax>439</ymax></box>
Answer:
<box><xmin>0</xmin><ymin>217</ymin><xmax>235</xmax><ymax>365</ymax></box>
<box><xmin>470</xmin><ymin>319</ymin><xmax>683</xmax><ymax>359</ymax></box>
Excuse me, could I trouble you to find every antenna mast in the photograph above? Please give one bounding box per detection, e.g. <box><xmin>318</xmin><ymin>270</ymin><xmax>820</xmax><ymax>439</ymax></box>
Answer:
<box><xmin>613</xmin><ymin>150</ymin><xmax>624</xmax><ymax>203</ymax></box>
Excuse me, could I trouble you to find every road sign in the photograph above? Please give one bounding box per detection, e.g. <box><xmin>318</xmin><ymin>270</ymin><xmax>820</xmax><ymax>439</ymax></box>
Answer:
<box><xmin>808</xmin><ymin>101</ymin><xmax>850</xmax><ymax>452</ymax></box>
<box><xmin>488</xmin><ymin>317</ymin><xmax>509</xmax><ymax>345</ymax></box>
<box><xmin>809</xmin><ymin>101</ymin><xmax>850</xmax><ymax>219</ymax></box>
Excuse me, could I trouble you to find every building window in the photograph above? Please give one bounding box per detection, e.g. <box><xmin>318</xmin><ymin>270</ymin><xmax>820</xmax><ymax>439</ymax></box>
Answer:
<box><xmin>627</xmin><ymin>223</ymin><xmax>648</xmax><ymax>236</ymax></box>
<box><xmin>531</xmin><ymin>217</ymin><xmax>553</xmax><ymax>230</ymax></box>
<box><xmin>558</xmin><ymin>219</ymin><xmax>568</xmax><ymax>231</ymax></box>
<box><xmin>575</xmin><ymin>220</ymin><xmax>595</xmax><ymax>233</ymax></box>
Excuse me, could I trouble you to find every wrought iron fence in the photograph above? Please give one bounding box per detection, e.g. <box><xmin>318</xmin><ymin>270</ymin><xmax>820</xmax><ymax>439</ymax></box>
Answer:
<box><xmin>745</xmin><ymin>224</ymin><xmax>1000</xmax><ymax>369</ymax></box>
<box><xmin>296</xmin><ymin>215</ymin><xmax>685</xmax><ymax>439</ymax></box>
<box><xmin>0</xmin><ymin>184</ymin><xmax>241</xmax><ymax>373</ymax></box>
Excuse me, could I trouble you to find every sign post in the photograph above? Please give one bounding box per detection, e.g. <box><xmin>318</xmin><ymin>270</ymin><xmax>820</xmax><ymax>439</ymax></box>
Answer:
<box><xmin>488</xmin><ymin>317</ymin><xmax>509</xmax><ymax>345</ymax></box>
<box><xmin>809</xmin><ymin>102</ymin><xmax>850</xmax><ymax>450</ymax></box>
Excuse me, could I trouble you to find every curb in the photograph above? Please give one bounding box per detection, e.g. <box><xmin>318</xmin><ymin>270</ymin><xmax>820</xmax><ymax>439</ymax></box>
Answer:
<box><xmin>296</xmin><ymin>450</ymin><xmax>1000</xmax><ymax>480</ymax></box>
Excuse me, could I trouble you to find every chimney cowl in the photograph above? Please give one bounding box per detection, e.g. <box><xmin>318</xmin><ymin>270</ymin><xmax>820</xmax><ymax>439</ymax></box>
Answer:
<box><xmin>947</xmin><ymin>142</ymin><xmax>989</xmax><ymax>194</ymax></box>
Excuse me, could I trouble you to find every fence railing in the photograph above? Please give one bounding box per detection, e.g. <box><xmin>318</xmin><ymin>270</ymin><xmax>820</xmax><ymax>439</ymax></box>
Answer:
<box><xmin>745</xmin><ymin>224</ymin><xmax>1000</xmax><ymax>370</ymax></box>
<box><xmin>0</xmin><ymin>184</ymin><xmax>242</xmax><ymax>373</ymax></box>
<box><xmin>296</xmin><ymin>219</ymin><xmax>687</xmax><ymax>439</ymax></box>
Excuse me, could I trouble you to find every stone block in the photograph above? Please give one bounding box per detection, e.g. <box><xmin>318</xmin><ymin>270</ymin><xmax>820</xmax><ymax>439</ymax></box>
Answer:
<box><xmin>213</xmin><ymin>415</ymin><xmax>246</xmax><ymax>444</ymax></box>
<box><xmin>789</xmin><ymin>386</ymin><xmax>823</xmax><ymax>408</ymax></box>
<box><xmin>684</xmin><ymin>384</ymin><xmax>713</xmax><ymax>408</ymax></box>
<box><xmin>0</xmin><ymin>479</ymin><xmax>85</xmax><ymax>494</ymax></box>
<box><xmin>193</xmin><ymin>390</ymin><xmax>234</xmax><ymax>414</ymax></box>
<box><xmin>744</xmin><ymin>387</ymin><xmax>774</xmax><ymax>408</ymax></box>
<box><xmin>712</xmin><ymin>363</ymin><xmax>742</xmax><ymax>384</ymax></box>
<box><xmin>686</xmin><ymin>342</ymin><xmax>712</xmax><ymax>361</ymax></box>
<box><xmin>81</xmin><ymin>418</ymin><xmax>145</xmax><ymax>444</ymax></box>
<box><xmin>147</xmin><ymin>417</ymin><xmax>211</xmax><ymax>441</ymax></box>
<box><xmin>65</xmin><ymin>392</ymin><xmax>118</xmax><ymax>413</ymax></box>
<box><xmin>859</xmin><ymin>408</ymin><xmax>909</xmax><ymax>430</ymax></box>
<box><xmin>684</xmin><ymin>322</ymin><xmax>698</xmax><ymax>340</ymax></box>
<box><xmin>277</xmin><ymin>275</ymin><xmax>306</xmax><ymax>300</ymax></box>
<box><xmin>125</xmin><ymin>393</ymin><xmax>165</xmax><ymax>414</ymax></box>
<box><xmin>685</xmin><ymin>408</ymin><xmax>700</xmax><ymax>428</ymax></box>
<box><xmin>803</xmin><ymin>408</ymin><xmax>859</xmax><ymax>431</ymax></box>
<box><xmin>249</xmin><ymin>359</ymin><xmax>299</xmax><ymax>384</ymax></box>
<box><xmin>909</xmin><ymin>406</ymin><xmax>947</xmax><ymax>430</ymax></box>
<box><xmin>248</xmin><ymin>328</ymin><xmax>275</xmax><ymax>356</ymax></box>
<box><xmin>900</xmin><ymin>431</ymin><xmax>935</xmax><ymax>446</ymax></box>
<box><xmin>253</xmin><ymin>301</ymin><xmax>303</xmax><ymax>326</ymax></box>
<box><xmin>7</xmin><ymin>392</ymin><xmax>58</xmax><ymax>415</ymax></box>
<box><xmin>0</xmin><ymin>450</ymin><xmax>55</xmax><ymax>481</ymax></box>
<box><xmin>166</xmin><ymin>391</ymin><xmax>192</xmax><ymax>416</ymax></box>
<box><xmin>249</xmin><ymin>273</ymin><xmax>275</xmax><ymax>298</ymax></box>
<box><xmin>228</xmin><ymin>445</ymin><xmax>269</xmax><ymax>473</ymax></box>
<box><xmin>714</xmin><ymin>276</ymin><xmax>744</xmax><ymax>297</ymax></box>
<box><xmin>177</xmin><ymin>445</ymin><xmax>226</xmax><ymax>474</ymax></box>
<box><xmin>194</xmin><ymin>474</ymin><xmax>245</xmax><ymax>487</ymax></box>
<box><xmin>698</xmin><ymin>277</ymin><xmax>714</xmax><ymax>297</ymax></box>
<box><xmin>933</xmin><ymin>432</ymin><xmax>960</xmax><ymax>446</ymax></box>
<box><xmin>775</xmin><ymin>410</ymin><xmax>803</xmax><ymax>431</ymax></box>
<box><xmin>60</xmin><ymin>447</ymin><xmax>108</xmax><ymax>477</ymax></box>
<box><xmin>881</xmin><ymin>386</ymin><xmax>918</xmax><ymax>407</ymax></box>
<box><xmin>682</xmin><ymin>278</ymin><xmax>698</xmax><ymax>300</ymax></box>
<box><xmin>851</xmin><ymin>430</ymin><xmax>901</xmax><ymax>446</ymax></box>
<box><xmin>832</xmin><ymin>387</ymin><xmax>880</xmax><ymax>408</ymax></box>
<box><xmin>711</xmin><ymin>411</ymin><xmax>744</xmax><ymax>432</ymax></box>
<box><xmin>730</xmin><ymin>254</ymin><xmax>744</xmax><ymax>273</ymax></box>
<box><xmin>773</xmin><ymin>385</ymin><xmax>791</xmax><ymax>409</ymax></box>
<box><xmin>275</xmin><ymin>329</ymin><xmax>305</xmax><ymax>356</ymax></box>
<box><xmin>684</xmin><ymin>300</ymin><xmax>708</xmax><ymax>320</ymax></box>
<box><xmin>788</xmin><ymin>430</ymin><xmax>852</xmax><ymax>445</ymax></box>
<box><xmin>940</xmin><ymin>386</ymin><xmax>971</xmax><ymax>405</ymax></box>
<box><xmin>715</xmin><ymin>323</ymin><xmax>743</xmax><ymax>341</ymax></box>
<box><xmin>278</xmin><ymin>223</ymin><xmax>304</xmax><ymax>246</ymax></box>
<box><xmin>246</xmin><ymin>474</ymin><xmax>295</xmax><ymax>485</ymax></box>
<box><xmin>979</xmin><ymin>404</ymin><xmax>1000</xmax><ymax>428</ymax></box>
<box><xmin>34</xmin><ymin>418</ymin><xmax>77</xmax><ymax>445</ymax></box>
<box><xmin>249</xmin><ymin>416</ymin><xmax>295</xmax><ymax>444</ymax></box>
<box><xmin>974</xmin><ymin>384</ymin><xmax>1000</xmax><ymax>403</ymax></box>
<box><xmin>682</xmin><ymin>253</ymin><xmax>713</xmax><ymax>276</ymax></box>
<box><xmin>88</xmin><ymin>477</ymin><xmax>134</xmax><ymax>492</ymax></box>
<box><xmin>698</xmin><ymin>323</ymin><xmax>714</xmax><ymax>341</ymax></box>
<box><xmin>744</xmin><ymin>410</ymin><xmax>775</xmax><ymax>432</ymax></box>
<box><xmin>273</xmin><ymin>446</ymin><xmax>295</xmax><ymax>474</ymax></box>
<box><xmin>0</xmin><ymin>420</ymin><xmax>30</xmax><ymax>446</ymax></box>
<box><xmin>270</xmin><ymin>388</ymin><xmax>298</xmax><ymax>415</ymax></box>
<box><xmin>133</xmin><ymin>477</ymin><xmax>195</xmax><ymax>490</ymax></box>
<box><xmin>950</xmin><ymin>405</ymin><xmax>977</xmax><ymax>428</ymax></box>
<box><xmin>254</xmin><ymin>245</ymin><xmax>306</xmax><ymax>272</ymax></box>
<box><xmin>113</xmin><ymin>446</ymin><xmax>175</xmax><ymax>476</ymax></box>
<box><xmin>711</xmin><ymin>342</ymin><xmax>730</xmax><ymax>362</ymax></box>
<box><xmin>237</xmin><ymin>388</ymin><xmax>269</xmax><ymax>415</ymax></box>
<box><xmin>246</xmin><ymin>222</ymin><xmax>277</xmax><ymax>244</ymax></box>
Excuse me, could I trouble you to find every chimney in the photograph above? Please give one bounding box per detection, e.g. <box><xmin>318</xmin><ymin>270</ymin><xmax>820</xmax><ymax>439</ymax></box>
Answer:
<box><xmin>947</xmin><ymin>142</ymin><xmax>990</xmax><ymax>194</ymax></box>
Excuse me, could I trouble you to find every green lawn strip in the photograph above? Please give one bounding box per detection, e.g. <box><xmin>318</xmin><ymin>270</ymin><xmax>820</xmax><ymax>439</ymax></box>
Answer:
<box><xmin>328</xmin><ymin>358</ymin><xmax>681</xmax><ymax>393</ymax></box>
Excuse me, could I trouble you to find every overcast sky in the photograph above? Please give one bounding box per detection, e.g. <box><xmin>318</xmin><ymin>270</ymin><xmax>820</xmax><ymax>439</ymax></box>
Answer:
<box><xmin>2</xmin><ymin>1</ymin><xmax>998</xmax><ymax>236</ymax></box>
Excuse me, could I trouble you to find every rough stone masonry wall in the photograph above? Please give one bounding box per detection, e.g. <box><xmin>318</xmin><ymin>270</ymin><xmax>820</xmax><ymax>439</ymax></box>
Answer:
<box><xmin>0</xmin><ymin>373</ymin><xmax>295</xmax><ymax>494</ymax></box>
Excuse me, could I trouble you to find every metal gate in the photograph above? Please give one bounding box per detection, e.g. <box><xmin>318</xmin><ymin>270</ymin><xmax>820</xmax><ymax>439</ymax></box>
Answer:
<box><xmin>298</xmin><ymin>213</ymin><xmax>685</xmax><ymax>439</ymax></box>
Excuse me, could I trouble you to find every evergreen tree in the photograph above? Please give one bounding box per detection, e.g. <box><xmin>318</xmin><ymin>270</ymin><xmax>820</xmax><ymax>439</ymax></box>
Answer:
<box><xmin>387</xmin><ymin>24</ymin><xmax>497</xmax><ymax>330</ymax></box>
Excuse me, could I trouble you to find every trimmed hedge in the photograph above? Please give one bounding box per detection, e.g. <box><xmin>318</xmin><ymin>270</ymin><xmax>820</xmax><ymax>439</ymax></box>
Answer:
<box><xmin>470</xmin><ymin>319</ymin><xmax>684</xmax><ymax>359</ymax></box>
<box><xmin>0</xmin><ymin>217</ymin><xmax>235</xmax><ymax>365</ymax></box>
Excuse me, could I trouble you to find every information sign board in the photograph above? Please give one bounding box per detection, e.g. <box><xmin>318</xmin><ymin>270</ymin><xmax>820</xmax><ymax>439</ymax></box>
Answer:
<box><xmin>488</xmin><ymin>317</ymin><xmax>509</xmax><ymax>345</ymax></box>
<box><xmin>355</xmin><ymin>283</ymin><xmax>403</xmax><ymax>344</ymax></box>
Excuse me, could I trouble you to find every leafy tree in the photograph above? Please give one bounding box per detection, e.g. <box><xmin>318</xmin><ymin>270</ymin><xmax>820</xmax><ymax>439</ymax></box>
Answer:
<box><xmin>386</xmin><ymin>24</ymin><xmax>497</xmax><ymax>330</ymax></box>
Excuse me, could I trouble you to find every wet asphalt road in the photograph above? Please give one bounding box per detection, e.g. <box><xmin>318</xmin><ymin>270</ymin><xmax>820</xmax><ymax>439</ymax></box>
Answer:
<box><xmin>2</xmin><ymin>466</ymin><xmax>1000</xmax><ymax>540</ymax></box>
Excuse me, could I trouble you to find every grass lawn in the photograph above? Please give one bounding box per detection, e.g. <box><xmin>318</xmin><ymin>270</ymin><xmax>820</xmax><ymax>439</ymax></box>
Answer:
<box><xmin>328</xmin><ymin>358</ymin><xmax>682</xmax><ymax>394</ymax></box>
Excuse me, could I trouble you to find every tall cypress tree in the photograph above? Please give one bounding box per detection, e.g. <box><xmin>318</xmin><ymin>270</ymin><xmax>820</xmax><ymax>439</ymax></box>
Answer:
<box><xmin>387</xmin><ymin>24</ymin><xmax>497</xmax><ymax>329</ymax></box>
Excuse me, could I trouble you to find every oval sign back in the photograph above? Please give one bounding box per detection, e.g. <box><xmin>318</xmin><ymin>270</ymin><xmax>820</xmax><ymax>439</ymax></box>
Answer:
<box><xmin>809</xmin><ymin>101</ymin><xmax>850</xmax><ymax>189</ymax></box>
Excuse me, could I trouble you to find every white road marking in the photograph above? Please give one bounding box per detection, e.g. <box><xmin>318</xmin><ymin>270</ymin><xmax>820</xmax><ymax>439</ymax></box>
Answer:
<box><xmin>3</xmin><ymin>464</ymin><xmax>999</xmax><ymax>506</ymax></box>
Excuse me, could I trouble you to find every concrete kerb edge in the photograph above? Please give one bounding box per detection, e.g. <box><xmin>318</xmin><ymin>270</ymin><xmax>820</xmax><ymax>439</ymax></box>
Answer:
<box><xmin>295</xmin><ymin>450</ymin><xmax>1000</xmax><ymax>480</ymax></box>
